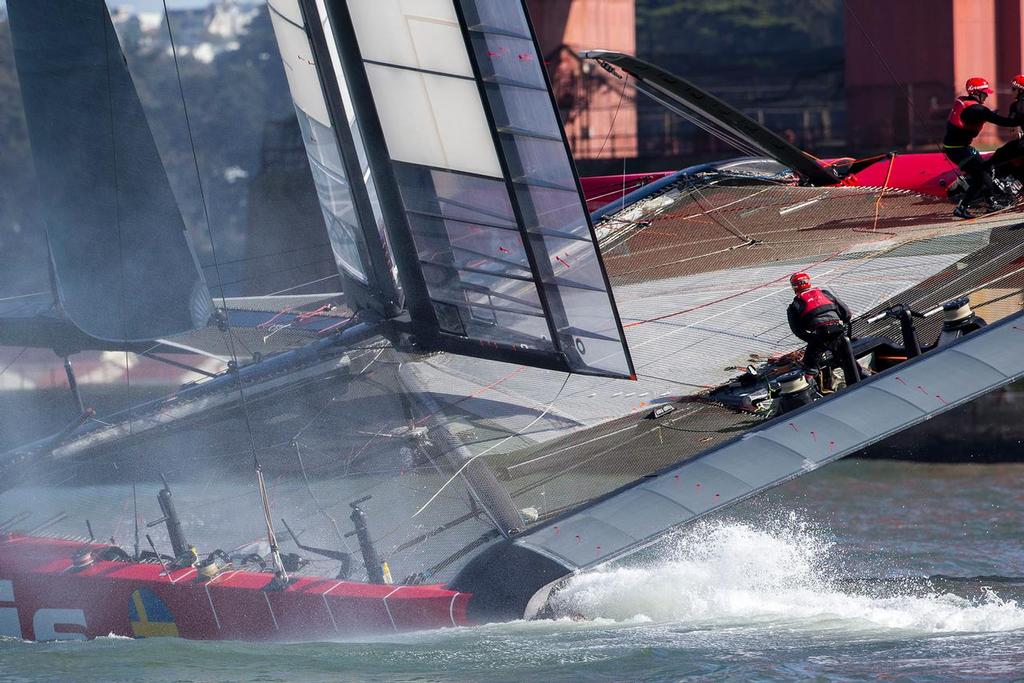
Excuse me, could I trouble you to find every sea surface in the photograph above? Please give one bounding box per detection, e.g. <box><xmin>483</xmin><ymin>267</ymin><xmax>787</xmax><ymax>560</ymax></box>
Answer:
<box><xmin>3</xmin><ymin>459</ymin><xmax>1024</xmax><ymax>682</ymax></box>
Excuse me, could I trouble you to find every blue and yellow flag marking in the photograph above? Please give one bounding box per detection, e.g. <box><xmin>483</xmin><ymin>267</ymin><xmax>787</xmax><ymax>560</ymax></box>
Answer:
<box><xmin>129</xmin><ymin>588</ymin><xmax>179</xmax><ymax>638</ymax></box>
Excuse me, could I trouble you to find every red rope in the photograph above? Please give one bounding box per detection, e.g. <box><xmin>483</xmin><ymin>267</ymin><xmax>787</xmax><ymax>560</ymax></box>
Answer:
<box><xmin>868</xmin><ymin>153</ymin><xmax>896</xmax><ymax>234</ymax></box>
<box><xmin>622</xmin><ymin>249</ymin><xmax>844</xmax><ymax>329</ymax></box>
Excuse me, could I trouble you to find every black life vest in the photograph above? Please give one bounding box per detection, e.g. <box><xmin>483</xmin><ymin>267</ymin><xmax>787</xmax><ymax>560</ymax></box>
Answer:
<box><xmin>948</xmin><ymin>96</ymin><xmax>985</xmax><ymax>137</ymax></box>
<box><xmin>795</xmin><ymin>288</ymin><xmax>840</xmax><ymax>327</ymax></box>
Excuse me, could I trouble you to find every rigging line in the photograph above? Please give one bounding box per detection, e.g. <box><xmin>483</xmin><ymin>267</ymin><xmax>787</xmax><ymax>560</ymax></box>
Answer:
<box><xmin>215</xmin><ymin>257</ymin><xmax>340</xmax><ymax>290</ymax></box>
<box><xmin>267</xmin><ymin>273</ymin><xmax>342</xmax><ymax>297</ymax></box>
<box><xmin>0</xmin><ymin>347</ymin><xmax>27</xmax><ymax>379</ymax></box>
<box><xmin>411</xmin><ymin>373</ymin><xmax>572</xmax><ymax>519</ymax></box>
<box><xmin>679</xmin><ymin>112</ymin><xmax>763</xmax><ymax>159</ymax></box>
<box><xmin>287</xmin><ymin>399</ymin><xmax>338</xmax><ymax>444</ymax></box>
<box><xmin>628</xmin><ymin>259</ymin><xmax>843</xmax><ymax>360</ymax></box>
<box><xmin>620</xmin><ymin>251</ymin><xmax>831</xmax><ymax>330</ymax></box>
<box><xmin>654</xmin><ymin>93</ymin><xmax>764</xmax><ymax>158</ymax></box>
<box><xmin>595</xmin><ymin>73</ymin><xmax>630</xmax><ymax>160</ymax></box>
<box><xmin>898</xmin><ymin>241</ymin><xmax>1024</xmax><ymax>306</ymax></box>
<box><xmin>199</xmin><ymin>242</ymin><xmax>332</xmax><ymax>269</ymax></box>
<box><xmin>161</xmin><ymin>3</ymin><xmax>260</xmax><ymax>466</ymax></box>
<box><xmin>911</xmin><ymin>261</ymin><xmax>1024</xmax><ymax>311</ymax></box>
<box><xmin>620</xmin><ymin>155</ymin><xmax>628</xmax><ymax>212</ymax></box>
<box><xmin>293</xmin><ymin>442</ymin><xmax>353</xmax><ymax>554</ymax></box>
<box><xmin>318</xmin><ymin>349</ymin><xmax>390</xmax><ymax>472</ymax></box>
<box><xmin>663</xmin><ymin>185</ymin><xmax>774</xmax><ymax>223</ymax></box>
<box><xmin>0</xmin><ymin>291</ymin><xmax>47</xmax><ymax>302</ymax></box>
<box><xmin>684</xmin><ymin>178</ymin><xmax>752</xmax><ymax>242</ymax></box>
<box><xmin>973</xmin><ymin>286</ymin><xmax>1024</xmax><ymax>312</ymax></box>
<box><xmin>845</xmin><ymin>1</ymin><xmax>940</xmax><ymax>153</ymax></box>
<box><xmin>586</xmin><ymin>181</ymin><xmax>648</xmax><ymax>204</ymax></box>
<box><xmin>598</xmin><ymin>178</ymin><xmax>723</xmax><ymax>246</ymax></box>
<box><xmin>614</xmin><ymin>240</ymin><xmax>757</xmax><ymax>281</ymax></box>
<box><xmin>634</xmin><ymin>372</ymin><xmax>713</xmax><ymax>390</ymax></box>
<box><xmin>622</xmin><ymin>238</ymin><xmax>904</xmax><ymax>370</ymax></box>
<box><xmin>99</xmin><ymin>6</ymin><xmax>133</xmax><ymax>437</ymax></box>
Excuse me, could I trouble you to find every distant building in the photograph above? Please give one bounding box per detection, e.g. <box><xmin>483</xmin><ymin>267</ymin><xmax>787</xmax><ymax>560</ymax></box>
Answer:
<box><xmin>527</xmin><ymin>0</ymin><xmax>637</xmax><ymax>161</ymax></box>
<box><xmin>847</xmin><ymin>0</ymin><xmax>1024</xmax><ymax>152</ymax></box>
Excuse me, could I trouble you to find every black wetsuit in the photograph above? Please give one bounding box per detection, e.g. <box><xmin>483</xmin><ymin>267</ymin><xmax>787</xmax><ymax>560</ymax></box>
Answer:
<box><xmin>943</xmin><ymin>96</ymin><xmax>1019</xmax><ymax>206</ymax></box>
<box><xmin>787</xmin><ymin>288</ymin><xmax>852</xmax><ymax>372</ymax></box>
<box><xmin>989</xmin><ymin>97</ymin><xmax>1024</xmax><ymax>182</ymax></box>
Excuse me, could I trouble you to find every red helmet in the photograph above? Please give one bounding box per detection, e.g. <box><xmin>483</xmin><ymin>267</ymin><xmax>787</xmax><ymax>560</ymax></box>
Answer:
<box><xmin>790</xmin><ymin>272</ymin><xmax>812</xmax><ymax>292</ymax></box>
<box><xmin>1012</xmin><ymin>74</ymin><xmax>1024</xmax><ymax>92</ymax></box>
<box><xmin>966</xmin><ymin>77</ymin><xmax>994</xmax><ymax>95</ymax></box>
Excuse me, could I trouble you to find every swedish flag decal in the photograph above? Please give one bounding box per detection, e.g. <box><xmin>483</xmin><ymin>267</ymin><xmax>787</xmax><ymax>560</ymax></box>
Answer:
<box><xmin>129</xmin><ymin>588</ymin><xmax>180</xmax><ymax>638</ymax></box>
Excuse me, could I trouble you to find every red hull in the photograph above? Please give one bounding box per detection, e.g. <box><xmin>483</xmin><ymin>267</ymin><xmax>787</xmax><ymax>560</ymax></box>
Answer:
<box><xmin>579</xmin><ymin>172</ymin><xmax>674</xmax><ymax>212</ymax></box>
<box><xmin>0</xmin><ymin>534</ymin><xmax>469</xmax><ymax>641</ymax></box>
<box><xmin>832</xmin><ymin>152</ymin><xmax>961</xmax><ymax>197</ymax></box>
<box><xmin>580</xmin><ymin>152</ymin><xmax>964</xmax><ymax>212</ymax></box>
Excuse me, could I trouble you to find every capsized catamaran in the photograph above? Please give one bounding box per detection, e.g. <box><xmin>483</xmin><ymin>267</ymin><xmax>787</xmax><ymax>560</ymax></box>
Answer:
<box><xmin>2</xmin><ymin>0</ymin><xmax>1024</xmax><ymax>641</ymax></box>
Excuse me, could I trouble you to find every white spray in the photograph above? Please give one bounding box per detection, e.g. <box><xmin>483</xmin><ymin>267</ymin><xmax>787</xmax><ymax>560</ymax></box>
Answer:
<box><xmin>549</xmin><ymin>515</ymin><xmax>1024</xmax><ymax>634</ymax></box>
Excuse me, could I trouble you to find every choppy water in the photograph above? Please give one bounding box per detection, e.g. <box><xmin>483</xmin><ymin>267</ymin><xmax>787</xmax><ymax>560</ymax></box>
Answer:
<box><xmin>3</xmin><ymin>460</ymin><xmax>1024</xmax><ymax>682</ymax></box>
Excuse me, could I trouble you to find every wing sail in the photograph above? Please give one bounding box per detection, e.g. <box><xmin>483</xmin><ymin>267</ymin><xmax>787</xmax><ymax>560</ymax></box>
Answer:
<box><xmin>270</xmin><ymin>0</ymin><xmax>635</xmax><ymax>379</ymax></box>
<box><xmin>7</xmin><ymin>0</ymin><xmax>211</xmax><ymax>342</ymax></box>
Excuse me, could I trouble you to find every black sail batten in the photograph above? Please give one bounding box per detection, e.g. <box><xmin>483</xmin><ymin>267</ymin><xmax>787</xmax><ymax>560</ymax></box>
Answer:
<box><xmin>274</xmin><ymin>0</ymin><xmax>634</xmax><ymax>379</ymax></box>
<box><xmin>7</xmin><ymin>0</ymin><xmax>211</xmax><ymax>343</ymax></box>
<box><xmin>582</xmin><ymin>50</ymin><xmax>841</xmax><ymax>187</ymax></box>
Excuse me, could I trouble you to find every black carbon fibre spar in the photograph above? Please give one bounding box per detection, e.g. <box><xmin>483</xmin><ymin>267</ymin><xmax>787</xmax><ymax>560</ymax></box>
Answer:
<box><xmin>580</xmin><ymin>50</ymin><xmax>842</xmax><ymax>187</ymax></box>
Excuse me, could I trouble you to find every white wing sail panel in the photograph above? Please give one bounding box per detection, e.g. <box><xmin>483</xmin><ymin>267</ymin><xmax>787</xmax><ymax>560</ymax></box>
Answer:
<box><xmin>272</xmin><ymin>0</ymin><xmax>634</xmax><ymax>378</ymax></box>
<box><xmin>513</xmin><ymin>310</ymin><xmax>1024</xmax><ymax>571</ymax></box>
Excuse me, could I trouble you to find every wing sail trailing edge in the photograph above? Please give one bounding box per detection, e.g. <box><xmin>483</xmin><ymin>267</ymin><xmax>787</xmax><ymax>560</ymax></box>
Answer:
<box><xmin>7</xmin><ymin>0</ymin><xmax>211</xmax><ymax>343</ymax></box>
<box><xmin>271</xmin><ymin>0</ymin><xmax>635</xmax><ymax>379</ymax></box>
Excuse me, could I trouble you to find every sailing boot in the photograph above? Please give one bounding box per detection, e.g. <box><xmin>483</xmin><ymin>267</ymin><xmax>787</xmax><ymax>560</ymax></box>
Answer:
<box><xmin>953</xmin><ymin>202</ymin><xmax>973</xmax><ymax>219</ymax></box>
<box><xmin>985</xmin><ymin>195</ymin><xmax>1012</xmax><ymax>212</ymax></box>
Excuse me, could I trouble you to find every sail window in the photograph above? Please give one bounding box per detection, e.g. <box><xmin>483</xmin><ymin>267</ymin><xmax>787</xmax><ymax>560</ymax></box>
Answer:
<box><xmin>513</xmin><ymin>185</ymin><xmax>590</xmax><ymax>239</ymax></box>
<box><xmin>312</xmin><ymin>0</ymin><xmax>402</xmax><ymax>297</ymax></box>
<box><xmin>486</xmin><ymin>84</ymin><xmax>564</xmax><ymax>139</ymax></box>
<box><xmin>269</xmin><ymin>1</ymin><xmax>370</xmax><ymax>285</ymax></box>
<box><xmin>469</xmin><ymin>33</ymin><xmax>547</xmax><ymax>90</ymax></box>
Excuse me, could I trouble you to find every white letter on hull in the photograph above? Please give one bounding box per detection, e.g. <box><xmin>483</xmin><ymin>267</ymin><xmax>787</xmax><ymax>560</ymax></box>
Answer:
<box><xmin>0</xmin><ymin>580</ymin><xmax>22</xmax><ymax>639</ymax></box>
<box><xmin>32</xmin><ymin>608</ymin><xmax>87</xmax><ymax>641</ymax></box>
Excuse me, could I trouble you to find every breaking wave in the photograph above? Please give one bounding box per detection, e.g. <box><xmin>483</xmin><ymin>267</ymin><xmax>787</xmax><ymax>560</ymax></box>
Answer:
<box><xmin>549</xmin><ymin>516</ymin><xmax>1024</xmax><ymax>634</ymax></box>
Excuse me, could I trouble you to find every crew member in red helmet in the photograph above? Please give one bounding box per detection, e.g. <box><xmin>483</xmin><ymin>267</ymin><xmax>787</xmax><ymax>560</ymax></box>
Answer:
<box><xmin>943</xmin><ymin>77</ymin><xmax>1020</xmax><ymax>218</ymax></box>
<box><xmin>1008</xmin><ymin>74</ymin><xmax>1024</xmax><ymax>126</ymax></box>
<box><xmin>989</xmin><ymin>74</ymin><xmax>1024</xmax><ymax>184</ymax></box>
<box><xmin>786</xmin><ymin>272</ymin><xmax>852</xmax><ymax>375</ymax></box>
